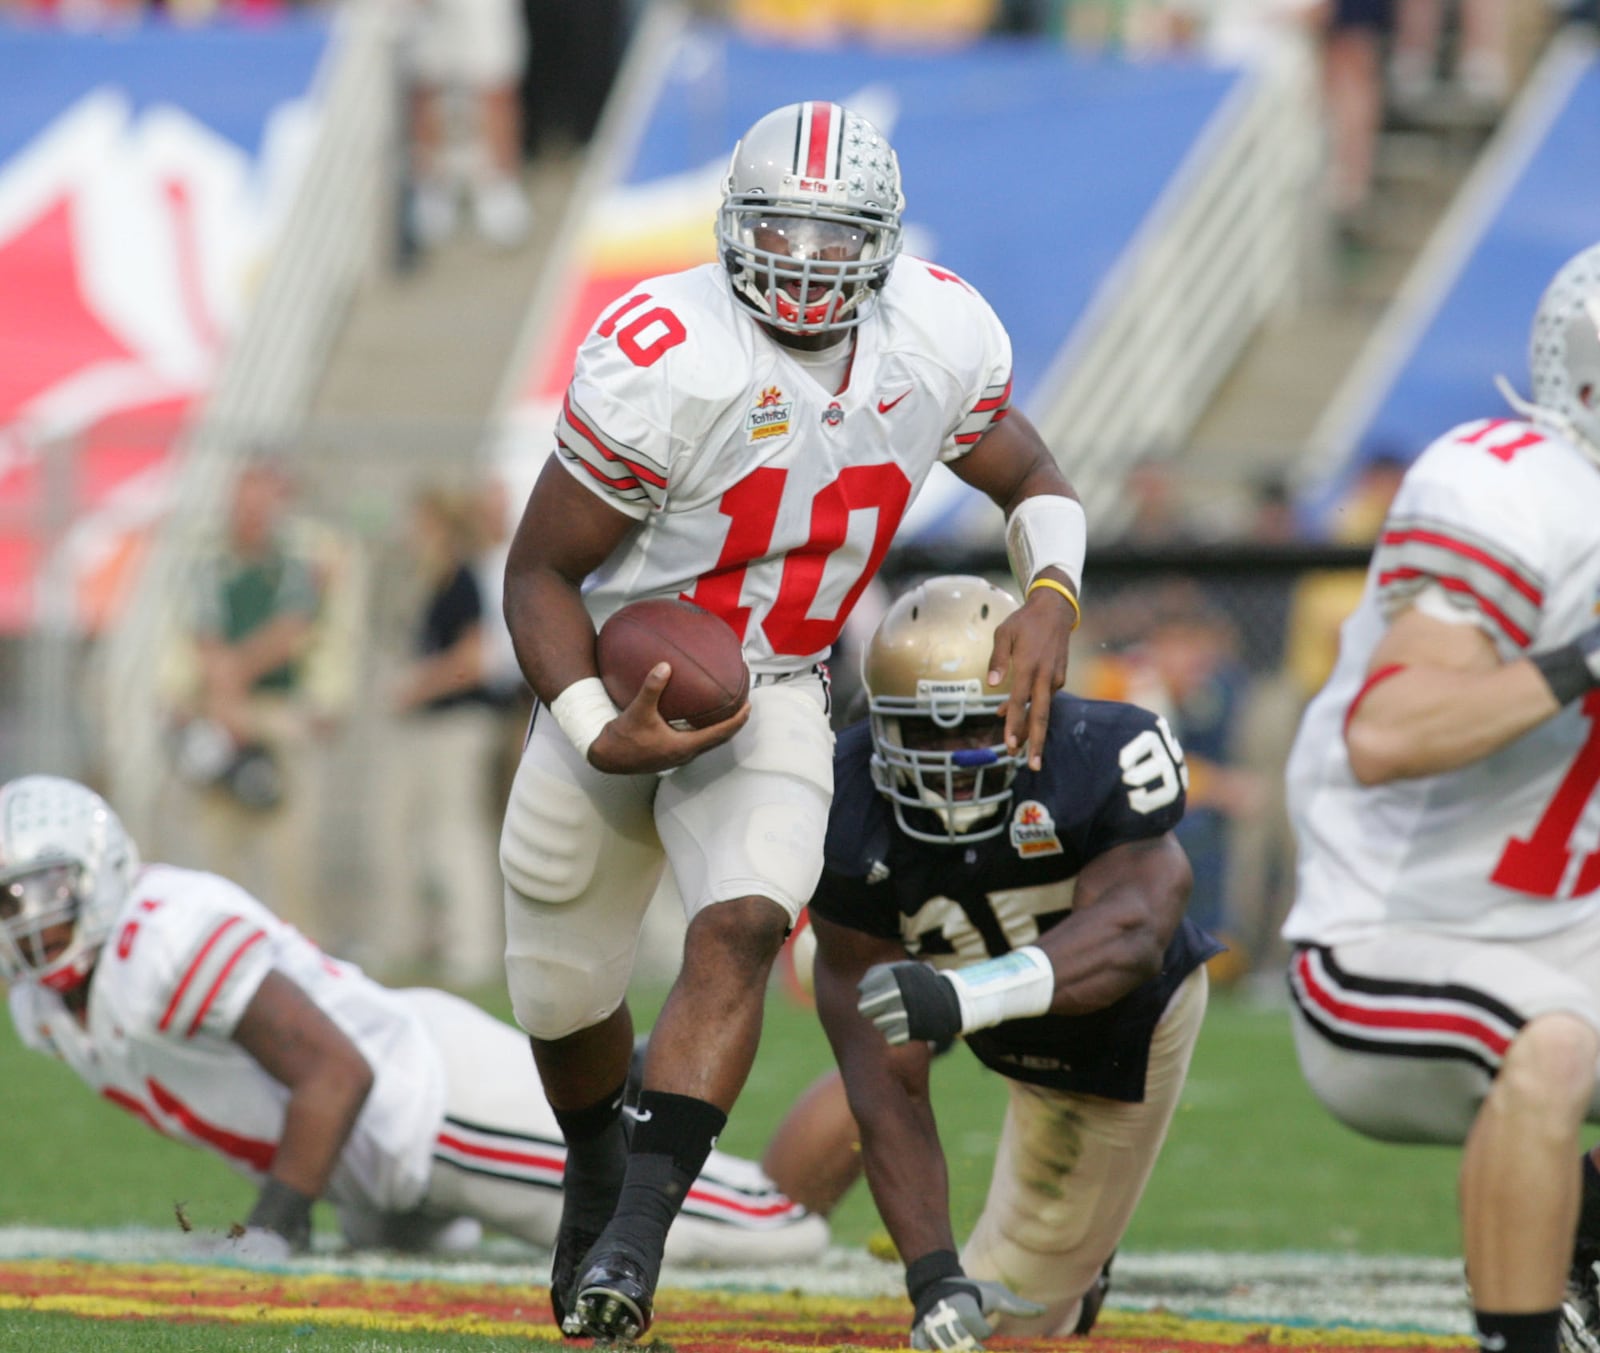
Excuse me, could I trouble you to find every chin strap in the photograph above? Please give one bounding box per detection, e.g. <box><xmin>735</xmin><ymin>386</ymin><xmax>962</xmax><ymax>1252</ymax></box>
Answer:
<box><xmin>1495</xmin><ymin>375</ymin><xmax>1600</xmax><ymax>464</ymax></box>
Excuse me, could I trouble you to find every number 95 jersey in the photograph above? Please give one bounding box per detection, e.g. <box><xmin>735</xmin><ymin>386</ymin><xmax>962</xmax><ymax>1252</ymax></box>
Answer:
<box><xmin>554</xmin><ymin>260</ymin><xmax>1013</xmax><ymax>675</ymax></box>
<box><xmin>1284</xmin><ymin>418</ymin><xmax>1600</xmax><ymax>946</ymax></box>
<box><xmin>813</xmin><ymin>694</ymin><xmax>1221</xmax><ymax>1102</ymax></box>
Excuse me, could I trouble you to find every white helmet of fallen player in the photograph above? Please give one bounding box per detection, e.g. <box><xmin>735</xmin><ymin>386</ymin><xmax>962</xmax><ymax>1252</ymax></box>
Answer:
<box><xmin>0</xmin><ymin>775</ymin><xmax>139</xmax><ymax>992</ymax></box>
<box><xmin>717</xmin><ymin>101</ymin><xmax>904</xmax><ymax>337</ymax></box>
<box><xmin>1499</xmin><ymin>241</ymin><xmax>1600</xmax><ymax>464</ymax></box>
<box><xmin>863</xmin><ymin>576</ymin><xmax>1025</xmax><ymax>844</ymax></box>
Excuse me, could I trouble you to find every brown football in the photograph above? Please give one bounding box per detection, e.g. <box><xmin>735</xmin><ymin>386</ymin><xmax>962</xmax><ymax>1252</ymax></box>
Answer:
<box><xmin>596</xmin><ymin>598</ymin><xmax>750</xmax><ymax>730</ymax></box>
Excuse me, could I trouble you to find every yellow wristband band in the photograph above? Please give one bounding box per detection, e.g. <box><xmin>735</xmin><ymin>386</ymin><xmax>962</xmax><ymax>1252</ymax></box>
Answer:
<box><xmin>1027</xmin><ymin>576</ymin><xmax>1081</xmax><ymax>631</ymax></box>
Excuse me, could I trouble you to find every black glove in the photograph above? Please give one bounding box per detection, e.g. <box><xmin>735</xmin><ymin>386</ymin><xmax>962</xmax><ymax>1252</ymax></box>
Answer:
<box><xmin>857</xmin><ymin>960</ymin><xmax>962</xmax><ymax>1046</ymax></box>
<box><xmin>244</xmin><ymin>1176</ymin><xmax>315</xmax><ymax>1253</ymax></box>
<box><xmin>1532</xmin><ymin>622</ymin><xmax>1600</xmax><ymax>705</ymax></box>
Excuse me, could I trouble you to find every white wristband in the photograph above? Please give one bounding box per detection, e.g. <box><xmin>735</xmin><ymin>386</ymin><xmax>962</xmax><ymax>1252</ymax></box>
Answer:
<box><xmin>1006</xmin><ymin>495</ymin><xmax>1086</xmax><ymax>595</ymax></box>
<box><xmin>943</xmin><ymin>945</ymin><xmax>1055</xmax><ymax>1034</ymax></box>
<box><xmin>549</xmin><ymin>677</ymin><xmax>620</xmax><ymax>761</ymax></box>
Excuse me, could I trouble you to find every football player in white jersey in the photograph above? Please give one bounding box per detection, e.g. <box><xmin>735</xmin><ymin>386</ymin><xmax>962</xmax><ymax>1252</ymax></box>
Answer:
<box><xmin>499</xmin><ymin>100</ymin><xmax>1086</xmax><ymax>1340</ymax></box>
<box><xmin>1281</xmin><ymin>241</ymin><xmax>1600</xmax><ymax>1353</ymax></box>
<box><xmin>0</xmin><ymin>775</ymin><xmax>828</xmax><ymax>1271</ymax></box>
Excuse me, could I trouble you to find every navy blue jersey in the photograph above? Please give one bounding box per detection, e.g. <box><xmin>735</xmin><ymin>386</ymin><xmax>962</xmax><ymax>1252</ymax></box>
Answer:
<box><xmin>810</xmin><ymin>693</ymin><xmax>1221</xmax><ymax>1101</ymax></box>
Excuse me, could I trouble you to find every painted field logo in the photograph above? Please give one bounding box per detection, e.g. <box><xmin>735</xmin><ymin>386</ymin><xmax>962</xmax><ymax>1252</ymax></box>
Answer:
<box><xmin>1010</xmin><ymin>799</ymin><xmax>1063</xmax><ymax>858</ymax></box>
<box><xmin>747</xmin><ymin>386</ymin><xmax>792</xmax><ymax>442</ymax></box>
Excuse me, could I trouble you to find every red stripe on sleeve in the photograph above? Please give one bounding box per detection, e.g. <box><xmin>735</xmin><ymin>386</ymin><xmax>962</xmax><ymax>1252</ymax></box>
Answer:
<box><xmin>561</xmin><ymin>395</ymin><xmax>668</xmax><ymax>489</ymax></box>
<box><xmin>159</xmin><ymin>916</ymin><xmax>242</xmax><ymax>1032</ymax></box>
<box><xmin>1342</xmin><ymin>663</ymin><xmax>1406</xmax><ymax>738</ymax></box>
<box><xmin>185</xmin><ymin>929</ymin><xmax>267</xmax><ymax>1038</ymax></box>
<box><xmin>972</xmin><ymin>378</ymin><xmax>1012</xmax><ymax>413</ymax></box>
<box><xmin>1376</xmin><ymin>568</ymin><xmax>1531</xmax><ymax>647</ymax></box>
<box><xmin>1379</xmin><ymin>526</ymin><xmax>1542</xmax><ymax>605</ymax></box>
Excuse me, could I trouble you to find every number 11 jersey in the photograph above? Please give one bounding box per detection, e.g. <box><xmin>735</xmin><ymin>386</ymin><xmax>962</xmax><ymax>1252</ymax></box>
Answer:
<box><xmin>1284</xmin><ymin>417</ymin><xmax>1600</xmax><ymax>944</ymax></box>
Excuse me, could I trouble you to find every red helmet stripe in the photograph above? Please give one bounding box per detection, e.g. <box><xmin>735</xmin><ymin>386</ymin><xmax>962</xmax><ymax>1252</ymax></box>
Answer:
<box><xmin>804</xmin><ymin>101</ymin><xmax>833</xmax><ymax>179</ymax></box>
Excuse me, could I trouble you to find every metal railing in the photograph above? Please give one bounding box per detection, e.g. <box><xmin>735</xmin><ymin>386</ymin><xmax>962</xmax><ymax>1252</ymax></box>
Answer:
<box><xmin>96</xmin><ymin>0</ymin><xmax>402</xmax><ymax>842</ymax></box>
<box><xmin>1032</xmin><ymin>51</ymin><xmax>1322</xmax><ymax>529</ymax></box>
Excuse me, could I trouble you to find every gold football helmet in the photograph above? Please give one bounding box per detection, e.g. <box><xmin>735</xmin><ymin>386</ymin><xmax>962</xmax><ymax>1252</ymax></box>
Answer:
<box><xmin>862</xmin><ymin>575</ymin><xmax>1024</xmax><ymax>843</ymax></box>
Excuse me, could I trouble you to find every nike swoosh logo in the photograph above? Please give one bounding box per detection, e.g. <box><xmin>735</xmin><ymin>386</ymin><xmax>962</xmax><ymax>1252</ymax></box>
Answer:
<box><xmin>622</xmin><ymin>1105</ymin><xmax>653</xmax><ymax>1123</ymax></box>
<box><xmin>877</xmin><ymin>390</ymin><xmax>911</xmax><ymax>414</ymax></box>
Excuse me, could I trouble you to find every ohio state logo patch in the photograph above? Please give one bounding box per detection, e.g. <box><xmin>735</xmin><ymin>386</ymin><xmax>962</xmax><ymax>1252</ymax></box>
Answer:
<box><xmin>747</xmin><ymin>386</ymin><xmax>793</xmax><ymax>442</ymax></box>
<box><xmin>1010</xmin><ymin>799</ymin><xmax>1063</xmax><ymax>857</ymax></box>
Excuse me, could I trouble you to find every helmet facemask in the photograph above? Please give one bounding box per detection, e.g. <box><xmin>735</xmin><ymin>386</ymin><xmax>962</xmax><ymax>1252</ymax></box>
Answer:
<box><xmin>869</xmin><ymin>686</ymin><xmax>1022</xmax><ymax>843</ymax></box>
<box><xmin>1500</xmin><ymin>242</ymin><xmax>1600</xmax><ymax>464</ymax></box>
<box><xmin>863</xmin><ymin>575</ymin><xmax>1026</xmax><ymax>844</ymax></box>
<box><xmin>717</xmin><ymin>101</ymin><xmax>904</xmax><ymax>338</ymax></box>
<box><xmin>0</xmin><ymin>860</ymin><xmax>92</xmax><ymax>988</ymax></box>
<box><xmin>0</xmin><ymin>776</ymin><xmax>138</xmax><ymax>992</ymax></box>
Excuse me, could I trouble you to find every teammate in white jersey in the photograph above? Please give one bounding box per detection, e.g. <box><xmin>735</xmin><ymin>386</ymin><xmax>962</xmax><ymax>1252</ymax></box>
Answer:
<box><xmin>0</xmin><ymin>775</ymin><xmax>828</xmax><ymax>1271</ymax></box>
<box><xmin>1281</xmin><ymin>241</ymin><xmax>1600</xmax><ymax>1353</ymax></box>
<box><xmin>499</xmin><ymin>100</ymin><xmax>1086</xmax><ymax>1340</ymax></box>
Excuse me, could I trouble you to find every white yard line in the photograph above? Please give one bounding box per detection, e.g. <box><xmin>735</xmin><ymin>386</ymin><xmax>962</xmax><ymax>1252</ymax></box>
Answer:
<box><xmin>0</xmin><ymin>1228</ymin><xmax>1473</xmax><ymax>1335</ymax></box>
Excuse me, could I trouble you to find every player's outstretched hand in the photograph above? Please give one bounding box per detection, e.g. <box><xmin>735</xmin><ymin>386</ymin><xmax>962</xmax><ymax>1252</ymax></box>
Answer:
<box><xmin>857</xmin><ymin>960</ymin><xmax>961</xmax><ymax>1047</ymax></box>
<box><xmin>911</xmin><ymin>1275</ymin><xmax>1044</xmax><ymax>1350</ymax></box>
<box><xmin>987</xmin><ymin>585</ymin><xmax>1073</xmax><ymax>771</ymax></box>
<box><xmin>189</xmin><ymin>1226</ymin><xmax>296</xmax><ymax>1265</ymax></box>
<box><xmin>589</xmin><ymin>662</ymin><xmax>750</xmax><ymax>774</ymax></box>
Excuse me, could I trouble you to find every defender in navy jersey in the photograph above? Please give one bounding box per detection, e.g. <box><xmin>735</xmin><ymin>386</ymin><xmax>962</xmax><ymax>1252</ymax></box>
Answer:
<box><xmin>805</xmin><ymin>577</ymin><xmax>1219</xmax><ymax>1350</ymax></box>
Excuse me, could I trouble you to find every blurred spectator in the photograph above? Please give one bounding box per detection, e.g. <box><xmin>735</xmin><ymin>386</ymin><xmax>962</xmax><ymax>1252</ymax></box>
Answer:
<box><xmin>519</xmin><ymin>0</ymin><xmax>630</xmax><ymax>160</ymax></box>
<box><xmin>368</xmin><ymin>485</ymin><xmax>506</xmax><ymax>988</ymax></box>
<box><xmin>1132</xmin><ymin>0</ymin><xmax>1322</xmax><ymax>66</ymax></box>
<box><xmin>1283</xmin><ymin>451</ymin><xmax>1405</xmax><ymax>694</ymax></box>
<box><xmin>471</xmin><ymin>473</ymin><xmax>532</xmax><ymax>816</ymax></box>
<box><xmin>1389</xmin><ymin>0</ymin><xmax>1511</xmax><ymax>116</ymax></box>
<box><xmin>731</xmin><ymin>0</ymin><xmax>998</xmax><ymax>42</ymax></box>
<box><xmin>1115</xmin><ymin>459</ymin><xmax>1205</xmax><ymax>547</ymax></box>
<box><xmin>404</xmin><ymin>0</ymin><xmax>532</xmax><ymax>250</ymax></box>
<box><xmin>1319</xmin><ymin>0</ymin><xmax>1395</xmax><ymax>243</ymax></box>
<box><xmin>1223</xmin><ymin>454</ymin><xmax>1405</xmax><ymax>995</ymax></box>
<box><xmin>161</xmin><ymin>458</ymin><xmax>363</xmax><ymax>944</ymax></box>
<box><xmin>1080</xmin><ymin>581</ymin><xmax>1262</xmax><ymax>977</ymax></box>
<box><xmin>988</xmin><ymin>0</ymin><xmax>1060</xmax><ymax>35</ymax></box>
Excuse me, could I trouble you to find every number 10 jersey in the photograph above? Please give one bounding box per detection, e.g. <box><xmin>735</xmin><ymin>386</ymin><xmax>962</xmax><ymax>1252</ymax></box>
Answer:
<box><xmin>554</xmin><ymin>260</ymin><xmax>1013</xmax><ymax>677</ymax></box>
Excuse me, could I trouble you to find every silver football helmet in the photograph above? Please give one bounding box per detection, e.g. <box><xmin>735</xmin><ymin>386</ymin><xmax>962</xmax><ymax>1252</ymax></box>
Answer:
<box><xmin>716</xmin><ymin>101</ymin><xmax>904</xmax><ymax>337</ymax></box>
<box><xmin>1500</xmin><ymin>241</ymin><xmax>1600</xmax><ymax>464</ymax></box>
<box><xmin>0</xmin><ymin>775</ymin><xmax>139</xmax><ymax>991</ymax></box>
<box><xmin>863</xmin><ymin>576</ymin><xmax>1025</xmax><ymax>844</ymax></box>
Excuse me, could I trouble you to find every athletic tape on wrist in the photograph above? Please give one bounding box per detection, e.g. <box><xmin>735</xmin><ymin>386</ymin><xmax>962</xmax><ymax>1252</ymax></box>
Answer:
<box><xmin>944</xmin><ymin>946</ymin><xmax>1055</xmax><ymax>1034</ymax></box>
<box><xmin>906</xmin><ymin>1249</ymin><xmax>965</xmax><ymax>1305</ymax></box>
<box><xmin>550</xmin><ymin>677</ymin><xmax>620</xmax><ymax>760</ymax></box>
<box><xmin>1005</xmin><ymin>495</ymin><xmax>1086</xmax><ymax>597</ymax></box>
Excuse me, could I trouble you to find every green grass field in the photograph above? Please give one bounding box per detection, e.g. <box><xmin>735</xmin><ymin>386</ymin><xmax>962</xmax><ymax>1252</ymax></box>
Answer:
<box><xmin>0</xmin><ymin>978</ymin><xmax>1463</xmax><ymax>1256</ymax></box>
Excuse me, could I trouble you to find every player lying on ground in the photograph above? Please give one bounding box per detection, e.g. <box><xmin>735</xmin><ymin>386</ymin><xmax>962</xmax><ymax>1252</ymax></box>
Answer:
<box><xmin>774</xmin><ymin>576</ymin><xmax>1220</xmax><ymax>1350</ymax></box>
<box><xmin>1279</xmin><ymin>241</ymin><xmax>1600</xmax><ymax>1353</ymax></box>
<box><xmin>0</xmin><ymin>774</ymin><xmax>827</xmax><ymax>1266</ymax></box>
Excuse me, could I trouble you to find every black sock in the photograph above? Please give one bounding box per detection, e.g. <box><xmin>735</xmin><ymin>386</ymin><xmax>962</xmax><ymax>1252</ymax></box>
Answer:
<box><xmin>1473</xmin><ymin>1309</ymin><xmax>1560</xmax><ymax>1353</ymax></box>
<box><xmin>596</xmin><ymin>1091</ymin><xmax>727</xmax><ymax>1285</ymax></box>
<box><xmin>552</xmin><ymin>1081</ymin><xmax>628</xmax><ymax>1235</ymax></box>
<box><xmin>1577</xmin><ymin>1153</ymin><xmax>1600</xmax><ymax>1260</ymax></box>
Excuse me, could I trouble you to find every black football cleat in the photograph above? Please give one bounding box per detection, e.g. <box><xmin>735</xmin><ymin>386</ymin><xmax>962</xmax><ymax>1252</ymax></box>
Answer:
<box><xmin>564</xmin><ymin>1251</ymin><xmax>655</xmax><ymax>1343</ymax></box>
<box><xmin>549</xmin><ymin>1225</ymin><xmax>601</xmax><ymax>1335</ymax></box>
<box><xmin>1562</xmin><ymin>1252</ymin><xmax>1600</xmax><ymax>1353</ymax></box>
<box><xmin>1073</xmin><ymin>1252</ymin><xmax>1116</xmax><ymax>1336</ymax></box>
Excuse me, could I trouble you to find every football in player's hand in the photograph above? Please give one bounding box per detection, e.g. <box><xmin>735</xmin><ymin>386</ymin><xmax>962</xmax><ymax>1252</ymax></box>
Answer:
<box><xmin>596</xmin><ymin>599</ymin><xmax>749</xmax><ymax>730</ymax></box>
